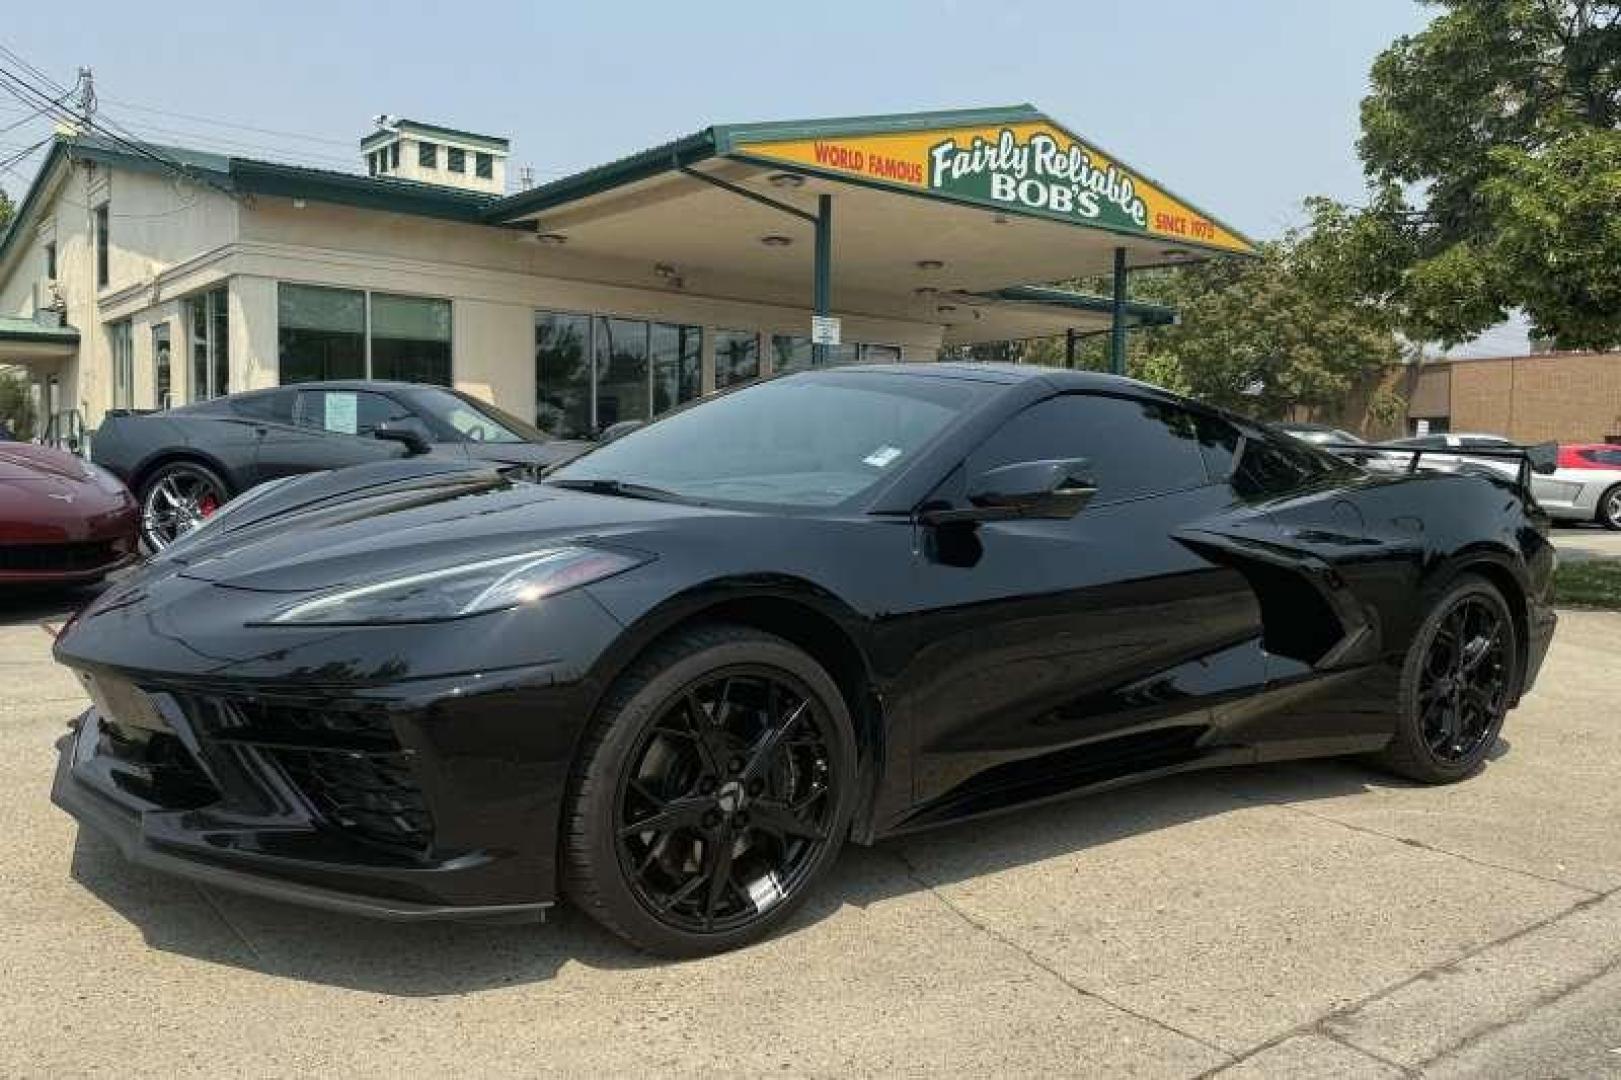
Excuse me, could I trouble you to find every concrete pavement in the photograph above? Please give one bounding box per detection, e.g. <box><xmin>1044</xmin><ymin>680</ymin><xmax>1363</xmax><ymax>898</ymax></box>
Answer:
<box><xmin>3</xmin><ymin>595</ymin><xmax>1620</xmax><ymax>1077</ymax></box>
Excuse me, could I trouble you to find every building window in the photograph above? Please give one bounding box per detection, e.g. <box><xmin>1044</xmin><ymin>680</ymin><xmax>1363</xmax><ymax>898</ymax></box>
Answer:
<box><xmin>277</xmin><ymin>284</ymin><xmax>451</xmax><ymax>386</ymax></box>
<box><xmin>152</xmin><ymin>323</ymin><xmax>172</xmax><ymax>409</ymax></box>
<box><xmin>370</xmin><ymin>293</ymin><xmax>452</xmax><ymax>385</ymax></box>
<box><xmin>536</xmin><ymin>312</ymin><xmax>592</xmax><ymax>439</ymax></box>
<box><xmin>475</xmin><ymin>152</ymin><xmax>492</xmax><ymax>179</ymax></box>
<box><xmin>772</xmin><ymin>335</ymin><xmax>897</xmax><ymax>373</ymax></box>
<box><xmin>279</xmin><ymin>284</ymin><xmax>366</xmax><ymax>383</ymax></box>
<box><xmin>535</xmin><ymin>311</ymin><xmax>703</xmax><ymax>438</ymax></box>
<box><xmin>110</xmin><ymin>321</ymin><xmax>134</xmax><ymax>410</ymax></box>
<box><xmin>389</xmin><ymin>142</ymin><xmax>400</xmax><ymax>169</ymax></box>
<box><xmin>367</xmin><ymin>152</ymin><xmax>378</xmax><ymax>176</ymax></box>
<box><xmin>187</xmin><ymin>286</ymin><xmax>230</xmax><ymax>400</ymax></box>
<box><xmin>44</xmin><ymin>241</ymin><xmax>56</xmax><ymax>281</ymax></box>
<box><xmin>714</xmin><ymin>329</ymin><xmax>760</xmax><ymax>388</ymax></box>
<box><xmin>652</xmin><ymin>322</ymin><xmax>702</xmax><ymax>414</ymax></box>
<box><xmin>447</xmin><ymin>147</ymin><xmax>466</xmax><ymax>173</ymax></box>
<box><xmin>861</xmin><ymin>343</ymin><xmax>902</xmax><ymax>362</ymax></box>
<box><xmin>94</xmin><ymin>204</ymin><xmax>109</xmax><ymax>288</ymax></box>
<box><xmin>418</xmin><ymin>141</ymin><xmax>437</xmax><ymax>169</ymax></box>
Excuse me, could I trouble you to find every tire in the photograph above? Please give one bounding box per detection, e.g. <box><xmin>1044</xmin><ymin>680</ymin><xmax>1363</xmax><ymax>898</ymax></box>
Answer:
<box><xmin>138</xmin><ymin>461</ymin><xmax>231</xmax><ymax>551</ymax></box>
<box><xmin>563</xmin><ymin>623</ymin><xmax>856</xmax><ymax>957</ymax></box>
<box><xmin>1596</xmin><ymin>484</ymin><xmax>1621</xmax><ymax>531</ymax></box>
<box><xmin>1372</xmin><ymin>574</ymin><xmax>1519</xmax><ymax>784</ymax></box>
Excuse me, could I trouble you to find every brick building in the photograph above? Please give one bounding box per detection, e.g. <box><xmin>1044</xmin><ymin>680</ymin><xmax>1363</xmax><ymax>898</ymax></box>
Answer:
<box><xmin>1320</xmin><ymin>351</ymin><xmax>1621</xmax><ymax>444</ymax></box>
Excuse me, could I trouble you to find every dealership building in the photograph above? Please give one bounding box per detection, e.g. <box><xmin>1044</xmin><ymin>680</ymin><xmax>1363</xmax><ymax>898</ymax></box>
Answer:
<box><xmin>0</xmin><ymin>105</ymin><xmax>1257</xmax><ymax>444</ymax></box>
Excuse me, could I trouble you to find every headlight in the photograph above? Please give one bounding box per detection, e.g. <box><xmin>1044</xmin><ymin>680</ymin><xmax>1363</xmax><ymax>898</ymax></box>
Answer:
<box><xmin>161</xmin><ymin>474</ymin><xmax>313</xmax><ymax>557</ymax></box>
<box><xmin>265</xmin><ymin>545</ymin><xmax>648</xmax><ymax>626</ymax></box>
<box><xmin>81</xmin><ymin>462</ymin><xmax>128</xmax><ymax>495</ymax></box>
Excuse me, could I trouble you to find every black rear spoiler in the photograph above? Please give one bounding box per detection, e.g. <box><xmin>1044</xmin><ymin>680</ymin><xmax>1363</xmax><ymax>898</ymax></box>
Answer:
<box><xmin>1321</xmin><ymin>441</ymin><xmax>1558</xmax><ymax>499</ymax></box>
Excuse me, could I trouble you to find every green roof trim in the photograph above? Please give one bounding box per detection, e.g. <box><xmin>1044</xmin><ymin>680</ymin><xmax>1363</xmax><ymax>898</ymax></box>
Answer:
<box><xmin>983</xmin><ymin>285</ymin><xmax>1178</xmax><ymax>326</ymax></box>
<box><xmin>0</xmin><ymin>315</ymin><xmax>79</xmax><ymax>344</ymax></box>
<box><xmin>485</xmin><ymin>129</ymin><xmax>719</xmax><ymax>221</ymax></box>
<box><xmin>230</xmin><ymin>158</ymin><xmax>497</xmax><ymax>222</ymax></box>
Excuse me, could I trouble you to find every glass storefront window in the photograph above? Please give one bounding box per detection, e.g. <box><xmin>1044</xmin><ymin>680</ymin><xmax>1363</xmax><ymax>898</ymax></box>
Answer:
<box><xmin>371</xmin><ymin>293</ymin><xmax>452</xmax><ymax>385</ymax></box>
<box><xmin>152</xmin><ymin>324</ymin><xmax>171</xmax><ymax>409</ymax></box>
<box><xmin>593</xmin><ymin>316</ymin><xmax>650</xmax><ymax>429</ymax></box>
<box><xmin>652</xmin><ymin>322</ymin><xmax>702</xmax><ymax>413</ymax></box>
<box><xmin>536</xmin><ymin>312</ymin><xmax>703</xmax><ymax>436</ymax></box>
<box><xmin>771</xmin><ymin>336</ymin><xmax>900</xmax><ymax>372</ymax></box>
<box><xmin>187</xmin><ymin>286</ymin><xmax>229</xmax><ymax>400</ymax></box>
<box><xmin>536</xmin><ymin>312</ymin><xmax>593</xmax><ymax>438</ymax></box>
<box><xmin>279</xmin><ymin>284</ymin><xmax>365</xmax><ymax>384</ymax></box>
<box><xmin>772</xmin><ymin>334</ymin><xmax>813</xmax><ymax>374</ymax></box>
<box><xmin>110</xmin><ymin>321</ymin><xmax>133</xmax><ymax>409</ymax></box>
<box><xmin>715</xmin><ymin>329</ymin><xmax>759</xmax><ymax>388</ymax></box>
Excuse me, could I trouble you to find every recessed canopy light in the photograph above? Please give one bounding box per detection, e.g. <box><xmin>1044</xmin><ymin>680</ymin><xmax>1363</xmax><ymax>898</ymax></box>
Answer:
<box><xmin>654</xmin><ymin>262</ymin><xmax>679</xmax><ymax>278</ymax></box>
<box><xmin>760</xmin><ymin>235</ymin><xmax>793</xmax><ymax>247</ymax></box>
<box><xmin>913</xmin><ymin>286</ymin><xmax>938</xmax><ymax>297</ymax></box>
<box><xmin>535</xmin><ymin>232</ymin><xmax>568</xmax><ymax>245</ymax></box>
<box><xmin>916</xmin><ymin>259</ymin><xmax>945</xmax><ymax>271</ymax></box>
<box><xmin>1162</xmin><ymin>248</ymin><xmax>1191</xmax><ymax>259</ymax></box>
<box><xmin>936</xmin><ymin>304</ymin><xmax>957</xmax><ymax>314</ymax></box>
<box><xmin>992</xmin><ymin>213</ymin><xmax>1010</xmax><ymax>224</ymax></box>
<box><xmin>768</xmin><ymin>173</ymin><xmax>805</xmax><ymax>189</ymax></box>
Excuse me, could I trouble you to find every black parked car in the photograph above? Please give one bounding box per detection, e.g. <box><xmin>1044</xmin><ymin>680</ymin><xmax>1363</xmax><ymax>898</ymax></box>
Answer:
<box><xmin>52</xmin><ymin>364</ymin><xmax>1557</xmax><ymax>956</ymax></box>
<box><xmin>91</xmin><ymin>381</ymin><xmax>589</xmax><ymax>549</ymax></box>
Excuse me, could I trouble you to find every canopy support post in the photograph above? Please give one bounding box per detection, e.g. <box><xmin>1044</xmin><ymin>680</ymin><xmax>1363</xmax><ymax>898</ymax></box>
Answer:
<box><xmin>1109</xmin><ymin>246</ymin><xmax>1128</xmax><ymax>376</ymax></box>
<box><xmin>812</xmin><ymin>194</ymin><xmax>832</xmax><ymax>367</ymax></box>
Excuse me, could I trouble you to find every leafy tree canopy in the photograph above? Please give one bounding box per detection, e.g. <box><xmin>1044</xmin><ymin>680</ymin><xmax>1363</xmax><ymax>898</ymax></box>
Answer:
<box><xmin>1342</xmin><ymin>0</ymin><xmax>1621</xmax><ymax>347</ymax></box>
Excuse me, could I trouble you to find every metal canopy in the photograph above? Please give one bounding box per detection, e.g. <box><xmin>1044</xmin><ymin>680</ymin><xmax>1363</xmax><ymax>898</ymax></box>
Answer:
<box><xmin>491</xmin><ymin>105</ymin><xmax>1254</xmax><ymax>365</ymax></box>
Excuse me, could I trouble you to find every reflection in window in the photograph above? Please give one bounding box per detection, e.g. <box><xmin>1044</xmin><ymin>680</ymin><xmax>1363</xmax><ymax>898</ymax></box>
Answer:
<box><xmin>772</xmin><ymin>335</ymin><xmax>813</xmax><ymax>374</ymax></box>
<box><xmin>772</xmin><ymin>336</ymin><xmax>898</xmax><ymax>372</ymax></box>
<box><xmin>447</xmin><ymin>147</ymin><xmax>465</xmax><ymax>173</ymax></box>
<box><xmin>110</xmin><ymin>321</ymin><xmax>133</xmax><ymax>410</ymax></box>
<box><xmin>371</xmin><ymin>294</ymin><xmax>452</xmax><ymax>385</ymax></box>
<box><xmin>188</xmin><ymin>286</ymin><xmax>229</xmax><ymax>400</ymax></box>
<box><xmin>652</xmin><ymin>323</ymin><xmax>702</xmax><ymax>413</ymax></box>
<box><xmin>536</xmin><ymin>312</ymin><xmax>592</xmax><ymax>438</ymax></box>
<box><xmin>475</xmin><ymin>152</ymin><xmax>493</xmax><ymax>179</ymax></box>
<box><xmin>278</xmin><ymin>284</ymin><xmax>366</xmax><ymax>384</ymax></box>
<box><xmin>594</xmin><ymin>317</ymin><xmax>650</xmax><ymax>429</ymax></box>
<box><xmin>715</xmin><ymin>329</ymin><xmax>759</xmax><ymax>388</ymax></box>
<box><xmin>418</xmin><ymin>141</ymin><xmax>437</xmax><ymax>168</ymax></box>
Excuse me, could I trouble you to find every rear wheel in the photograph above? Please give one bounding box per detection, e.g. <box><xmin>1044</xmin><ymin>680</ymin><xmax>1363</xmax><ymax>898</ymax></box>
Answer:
<box><xmin>564</xmin><ymin>624</ymin><xmax>855</xmax><ymax>956</ymax></box>
<box><xmin>1597</xmin><ymin>484</ymin><xmax>1621</xmax><ymax>531</ymax></box>
<box><xmin>139</xmin><ymin>461</ymin><xmax>230</xmax><ymax>551</ymax></box>
<box><xmin>1373</xmin><ymin>574</ymin><xmax>1519</xmax><ymax>784</ymax></box>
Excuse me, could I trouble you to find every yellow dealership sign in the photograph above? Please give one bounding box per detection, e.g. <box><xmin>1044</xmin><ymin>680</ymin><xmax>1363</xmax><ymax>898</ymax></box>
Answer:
<box><xmin>734</xmin><ymin>119</ymin><xmax>1255</xmax><ymax>255</ymax></box>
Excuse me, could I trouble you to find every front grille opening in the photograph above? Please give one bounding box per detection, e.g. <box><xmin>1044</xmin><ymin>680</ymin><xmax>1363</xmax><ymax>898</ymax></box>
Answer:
<box><xmin>271</xmin><ymin>748</ymin><xmax>432</xmax><ymax>855</ymax></box>
<box><xmin>98</xmin><ymin>721</ymin><xmax>219</xmax><ymax>809</ymax></box>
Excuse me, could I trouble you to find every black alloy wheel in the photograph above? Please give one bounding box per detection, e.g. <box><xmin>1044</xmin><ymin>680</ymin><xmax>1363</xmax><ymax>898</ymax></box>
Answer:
<box><xmin>1598</xmin><ymin>484</ymin><xmax>1621</xmax><ymax>531</ymax></box>
<box><xmin>139</xmin><ymin>462</ymin><xmax>230</xmax><ymax>551</ymax></box>
<box><xmin>1375</xmin><ymin>574</ymin><xmax>1519</xmax><ymax>783</ymax></box>
<box><xmin>565</xmin><ymin>625</ymin><xmax>855</xmax><ymax>956</ymax></box>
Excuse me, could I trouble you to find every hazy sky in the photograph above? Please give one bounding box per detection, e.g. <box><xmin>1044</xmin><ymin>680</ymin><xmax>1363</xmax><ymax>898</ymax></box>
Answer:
<box><xmin>0</xmin><ymin>1</ymin><xmax>1528</xmax><ymax>354</ymax></box>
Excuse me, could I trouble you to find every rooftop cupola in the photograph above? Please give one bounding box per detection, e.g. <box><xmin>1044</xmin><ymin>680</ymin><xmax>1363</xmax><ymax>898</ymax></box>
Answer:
<box><xmin>360</xmin><ymin>116</ymin><xmax>509</xmax><ymax>194</ymax></box>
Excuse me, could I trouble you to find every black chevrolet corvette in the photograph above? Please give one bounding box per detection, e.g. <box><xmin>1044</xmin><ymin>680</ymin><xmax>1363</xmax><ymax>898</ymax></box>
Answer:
<box><xmin>52</xmin><ymin>364</ymin><xmax>1558</xmax><ymax>956</ymax></box>
<box><xmin>90</xmin><ymin>380</ymin><xmax>588</xmax><ymax>551</ymax></box>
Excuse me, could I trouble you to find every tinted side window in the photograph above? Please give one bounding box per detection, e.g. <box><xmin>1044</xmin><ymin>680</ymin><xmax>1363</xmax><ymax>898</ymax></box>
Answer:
<box><xmin>231</xmin><ymin>390</ymin><xmax>296</xmax><ymax>424</ymax></box>
<box><xmin>971</xmin><ymin>394</ymin><xmax>1207</xmax><ymax>505</ymax></box>
<box><xmin>1583</xmin><ymin>448</ymin><xmax>1621</xmax><ymax>467</ymax></box>
<box><xmin>296</xmin><ymin>390</ymin><xmax>415</xmax><ymax>436</ymax></box>
<box><xmin>1233</xmin><ymin>432</ymin><xmax>1343</xmax><ymax>498</ymax></box>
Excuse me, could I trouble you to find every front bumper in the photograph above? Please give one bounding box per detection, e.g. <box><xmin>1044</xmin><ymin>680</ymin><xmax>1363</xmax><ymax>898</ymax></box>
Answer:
<box><xmin>52</xmin><ymin>715</ymin><xmax>545</xmax><ymax>923</ymax></box>
<box><xmin>48</xmin><ymin>654</ymin><xmax>605</xmax><ymax>922</ymax></box>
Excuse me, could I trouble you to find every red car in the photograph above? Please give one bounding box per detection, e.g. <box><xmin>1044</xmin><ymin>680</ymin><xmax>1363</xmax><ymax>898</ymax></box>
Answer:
<box><xmin>1</xmin><ymin>441</ymin><xmax>139</xmax><ymax>587</ymax></box>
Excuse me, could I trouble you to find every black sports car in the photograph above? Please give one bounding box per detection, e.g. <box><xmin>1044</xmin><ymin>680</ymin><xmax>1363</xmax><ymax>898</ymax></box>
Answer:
<box><xmin>51</xmin><ymin>364</ymin><xmax>1558</xmax><ymax>956</ymax></box>
<box><xmin>90</xmin><ymin>380</ymin><xmax>589</xmax><ymax>550</ymax></box>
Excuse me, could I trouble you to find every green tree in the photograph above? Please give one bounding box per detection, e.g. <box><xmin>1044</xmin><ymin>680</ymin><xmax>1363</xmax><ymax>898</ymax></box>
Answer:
<box><xmin>0</xmin><ymin>185</ymin><xmax>13</xmax><ymax>233</ymax></box>
<box><xmin>1342</xmin><ymin>0</ymin><xmax>1621</xmax><ymax>347</ymax></box>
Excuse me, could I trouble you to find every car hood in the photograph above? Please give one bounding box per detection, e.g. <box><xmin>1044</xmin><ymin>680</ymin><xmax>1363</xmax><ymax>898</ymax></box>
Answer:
<box><xmin>0</xmin><ymin>443</ymin><xmax>87</xmax><ymax>482</ymax></box>
<box><xmin>155</xmin><ymin>461</ymin><xmax>738</xmax><ymax>593</ymax></box>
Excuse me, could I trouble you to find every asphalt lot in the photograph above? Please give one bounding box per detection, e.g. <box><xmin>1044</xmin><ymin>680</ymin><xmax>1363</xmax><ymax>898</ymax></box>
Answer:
<box><xmin>1550</xmin><ymin>521</ymin><xmax>1621</xmax><ymax>562</ymax></box>
<box><xmin>4</xmin><ymin>584</ymin><xmax>1621</xmax><ymax>1077</ymax></box>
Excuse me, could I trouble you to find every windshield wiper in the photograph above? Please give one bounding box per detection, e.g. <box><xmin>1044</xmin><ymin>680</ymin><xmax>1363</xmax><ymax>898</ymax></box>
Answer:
<box><xmin>545</xmin><ymin>477</ymin><xmax>684</xmax><ymax>502</ymax></box>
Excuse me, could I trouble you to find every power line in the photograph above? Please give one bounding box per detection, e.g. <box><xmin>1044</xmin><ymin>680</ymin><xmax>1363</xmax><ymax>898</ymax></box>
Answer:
<box><xmin>98</xmin><ymin>96</ymin><xmax>357</xmax><ymax>149</ymax></box>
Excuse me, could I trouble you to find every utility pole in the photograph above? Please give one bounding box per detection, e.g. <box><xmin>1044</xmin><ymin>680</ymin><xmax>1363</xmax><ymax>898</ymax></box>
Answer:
<box><xmin>73</xmin><ymin>67</ymin><xmax>96</xmax><ymax>130</ymax></box>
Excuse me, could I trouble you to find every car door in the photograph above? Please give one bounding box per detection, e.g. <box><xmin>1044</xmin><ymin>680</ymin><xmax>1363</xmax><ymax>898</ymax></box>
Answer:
<box><xmin>251</xmin><ymin>388</ymin><xmax>413</xmax><ymax>482</ymax></box>
<box><xmin>895</xmin><ymin>391</ymin><xmax>1271</xmax><ymax>817</ymax></box>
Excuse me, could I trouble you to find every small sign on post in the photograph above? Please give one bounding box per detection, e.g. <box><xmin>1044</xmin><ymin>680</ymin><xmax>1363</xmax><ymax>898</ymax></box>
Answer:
<box><xmin>810</xmin><ymin>315</ymin><xmax>841</xmax><ymax>346</ymax></box>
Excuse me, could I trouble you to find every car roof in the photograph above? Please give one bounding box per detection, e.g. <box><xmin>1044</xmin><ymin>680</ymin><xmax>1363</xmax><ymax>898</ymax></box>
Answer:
<box><xmin>238</xmin><ymin>380</ymin><xmax>432</xmax><ymax>394</ymax></box>
<box><xmin>830</xmin><ymin>361</ymin><xmax>1156</xmax><ymax>393</ymax></box>
<box><xmin>1277</xmin><ymin>421</ymin><xmax>1338</xmax><ymax>432</ymax></box>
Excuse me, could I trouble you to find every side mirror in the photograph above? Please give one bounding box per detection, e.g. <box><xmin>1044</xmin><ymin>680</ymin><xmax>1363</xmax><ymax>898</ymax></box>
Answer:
<box><xmin>920</xmin><ymin>458</ymin><xmax>1098</xmax><ymax>526</ymax></box>
<box><xmin>598</xmin><ymin>420</ymin><xmax>644</xmax><ymax>444</ymax></box>
<box><xmin>374</xmin><ymin>424</ymin><xmax>432</xmax><ymax>457</ymax></box>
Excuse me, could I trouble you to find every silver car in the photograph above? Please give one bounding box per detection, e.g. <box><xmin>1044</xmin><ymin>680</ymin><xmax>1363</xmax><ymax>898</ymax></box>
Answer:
<box><xmin>1374</xmin><ymin>434</ymin><xmax>1621</xmax><ymax>529</ymax></box>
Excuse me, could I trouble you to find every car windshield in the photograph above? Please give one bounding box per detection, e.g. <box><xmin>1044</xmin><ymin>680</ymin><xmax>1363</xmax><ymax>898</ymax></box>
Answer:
<box><xmin>409</xmin><ymin>388</ymin><xmax>543</xmax><ymax>444</ymax></box>
<box><xmin>547</xmin><ymin>371</ymin><xmax>984</xmax><ymax>509</ymax></box>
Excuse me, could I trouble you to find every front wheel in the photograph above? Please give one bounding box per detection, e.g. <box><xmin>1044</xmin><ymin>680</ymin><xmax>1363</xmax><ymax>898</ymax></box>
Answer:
<box><xmin>563</xmin><ymin>624</ymin><xmax>855</xmax><ymax>956</ymax></box>
<box><xmin>138</xmin><ymin>461</ymin><xmax>230</xmax><ymax>551</ymax></box>
<box><xmin>1597</xmin><ymin>484</ymin><xmax>1621</xmax><ymax>531</ymax></box>
<box><xmin>1373</xmin><ymin>574</ymin><xmax>1519</xmax><ymax>784</ymax></box>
